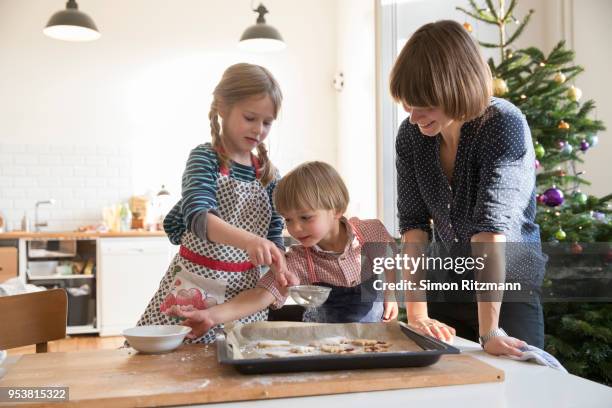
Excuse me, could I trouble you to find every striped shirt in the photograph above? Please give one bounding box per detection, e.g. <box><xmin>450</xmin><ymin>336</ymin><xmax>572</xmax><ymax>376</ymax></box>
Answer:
<box><xmin>257</xmin><ymin>217</ymin><xmax>395</xmax><ymax>308</ymax></box>
<box><xmin>163</xmin><ymin>143</ymin><xmax>284</xmax><ymax>249</ymax></box>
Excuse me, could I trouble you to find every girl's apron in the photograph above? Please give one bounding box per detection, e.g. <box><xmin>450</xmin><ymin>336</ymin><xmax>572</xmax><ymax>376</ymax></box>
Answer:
<box><xmin>302</xmin><ymin>221</ymin><xmax>384</xmax><ymax>323</ymax></box>
<box><xmin>135</xmin><ymin>155</ymin><xmax>272</xmax><ymax>343</ymax></box>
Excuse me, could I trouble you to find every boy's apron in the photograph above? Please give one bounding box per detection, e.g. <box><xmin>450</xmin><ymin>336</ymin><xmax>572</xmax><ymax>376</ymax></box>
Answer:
<box><xmin>135</xmin><ymin>155</ymin><xmax>272</xmax><ymax>343</ymax></box>
<box><xmin>302</xmin><ymin>221</ymin><xmax>384</xmax><ymax>323</ymax></box>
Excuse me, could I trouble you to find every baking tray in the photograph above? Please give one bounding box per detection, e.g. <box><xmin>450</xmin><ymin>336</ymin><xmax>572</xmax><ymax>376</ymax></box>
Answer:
<box><xmin>217</xmin><ymin>322</ymin><xmax>460</xmax><ymax>374</ymax></box>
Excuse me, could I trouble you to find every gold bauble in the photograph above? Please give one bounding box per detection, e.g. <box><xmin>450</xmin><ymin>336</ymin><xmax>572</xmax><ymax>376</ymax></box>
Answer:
<box><xmin>463</xmin><ymin>22</ymin><xmax>473</xmax><ymax>33</ymax></box>
<box><xmin>554</xmin><ymin>72</ymin><xmax>566</xmax><ymax>84</ymax></box>
<box><xmin>567</xmin><ymin>85</ymin><xmax>582</xmax><ymax>102</ymax></box>
<box><xmin>493</xmin><ymin>77</ymin><xmax>509</xmax><ymax>96</ymax></box>
<box><xmin>558</xmin><ymin>120</ymin><xmax>570</xmax><ymax>130</ymax></box>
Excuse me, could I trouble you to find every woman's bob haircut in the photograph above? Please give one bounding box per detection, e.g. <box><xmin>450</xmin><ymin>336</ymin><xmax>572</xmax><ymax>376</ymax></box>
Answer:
<box><xmin>389</xmin><ymin>20</ymin><xmax>493</xmax><ymax>121</ymax></box>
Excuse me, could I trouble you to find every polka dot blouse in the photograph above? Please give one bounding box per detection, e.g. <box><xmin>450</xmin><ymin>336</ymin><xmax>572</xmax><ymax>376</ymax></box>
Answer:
<box><xmin>396</xmin><ymin>98</ymin><xmax>545</xmax><ymax>285</ymax></box>
<box><xmin>396</xmin><ymin>97</ymin><xmax>543</xmax><ymax>243</ymax></box>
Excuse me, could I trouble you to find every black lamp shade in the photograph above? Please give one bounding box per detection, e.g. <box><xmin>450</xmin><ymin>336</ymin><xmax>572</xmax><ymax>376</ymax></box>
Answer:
<box><xmin>239</xmin><ymin>3</ymin><xmax>285</xmax><ymax>52</ymax></box>
<box><xmin>44</xmin><ymin>7</ymin><xmax>100</xmax><ymax>41</ymax></box>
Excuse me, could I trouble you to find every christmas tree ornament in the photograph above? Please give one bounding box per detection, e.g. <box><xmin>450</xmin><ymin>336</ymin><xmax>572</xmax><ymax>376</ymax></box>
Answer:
<box><xmin>573</xmin><ymin>192</ymin><xmax>588</xmax><ymax>205</ymax></box>
<box><xmin>570</xmin><ymin>243</ymin><xmax>583</xmax><ymax>254</ymax></box>
<box><xmin>492</xmin><ymin>77</ymin><xmax>509</xmax><ymax>96</ymax></box>
<box><xmin>553</xmin><ymin>72</ymin><xmax>566</xmax><ymax>84</ymax></box>
<box><xmin>592</xmin><ymin>211</ymin><xmax>606</xmax><ymax>222</ymax></box>
<box><xmin>567</xmin><ymin>85</ymin><xmax>582</xmax><ymax>102</ymax></box>
<box><xmin>586</xmin><ymin>134</ymin><xmax>599</xmax><ymax>147</ymax></box>
<box><xmin>558</xmin><ymin>120</ymin><xmax>570</xmax><ymax>130</ymax></box>
<box><xmin>543</xmin><ymin>187</ymin><xmax>564</xmax><ymax>207</ymax></box>
<box><xmin>535</xmin><ymin>159</ymin><xmax>541</xmax><ymax>169</ymax></box>
<box><xmin>580</xmin><ymin>139</ymin><xmax>590</xmax><ymax>152</ymax></box>
<box><xmin>534</xmin><ymin>143</ymin><xmax>545</xmax><ymax>159</ymax></box>
<box><xmin>554</xmin><ymin>228</ymin><xmax>567</xmax><ymax>240</ymax></box>
<box><xmin>537</xmin><ymin>194</ymin><xmax>546</xmax><ymax>204</ymax></box>
<box><xmin>561</xmin><ymin>143</ymin><xmax>573</xmax><ymax>155</ymax></box>
<box><xmin>463</xmin><ymin>22</ymin><xmax>473</xmax><ymax>32</ymax></box>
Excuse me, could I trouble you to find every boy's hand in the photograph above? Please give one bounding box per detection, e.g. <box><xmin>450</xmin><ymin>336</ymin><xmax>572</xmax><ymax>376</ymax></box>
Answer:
<box><xmin>245</xmin><ymin>237</ymin><xmax>284</xmax><ymax>267</ymax></box>
<box><xmin>176</xmin><ymin>306</ymin><xmax>216</xmax><ymax>339</ymax></box>
<box><xmin>408</xmin><ymin>316</ymin><xmax>456</xmax><ymax>344</ymax></box>
<box><xmin>382</xmin><ymin>301</ymin><xmax>399</xmax><ymax>321</ymax></box>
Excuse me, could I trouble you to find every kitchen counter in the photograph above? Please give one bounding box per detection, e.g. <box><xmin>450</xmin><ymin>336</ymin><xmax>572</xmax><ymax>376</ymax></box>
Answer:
<box><xmin>0</xmin><ymin>337</ymin><xmax>610</xmax><ymax>407</ymax></box>
<box><xmin>0</xmin><ymin>230</ymin><xmax>166</xmax><ymax>240</ymax></box>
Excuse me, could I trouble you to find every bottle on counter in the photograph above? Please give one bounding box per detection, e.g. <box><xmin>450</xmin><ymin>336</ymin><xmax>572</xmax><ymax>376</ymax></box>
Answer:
<box><xmin>119</xmin><ymin>202</ymin><xmax>132</xmax><ymax>232</ymax></box>
<box><xmin>21</xmin><ymin>212</ymin><xmax>30</xmax><ymax>232</ymax></box>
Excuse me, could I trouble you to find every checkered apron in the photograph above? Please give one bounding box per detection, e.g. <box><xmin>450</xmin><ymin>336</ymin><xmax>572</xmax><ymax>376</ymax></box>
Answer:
<box><xmin>135</xmin><ymin>157</ymin><xmax>272</xmax><ymax>343</ymax></box>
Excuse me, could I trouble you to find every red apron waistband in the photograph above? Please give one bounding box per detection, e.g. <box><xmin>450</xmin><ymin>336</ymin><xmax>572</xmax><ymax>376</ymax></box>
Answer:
<box><xmin>179</xmin><ymin>246</ymin><xmax>255</xmax><ymax>272</ymax></box>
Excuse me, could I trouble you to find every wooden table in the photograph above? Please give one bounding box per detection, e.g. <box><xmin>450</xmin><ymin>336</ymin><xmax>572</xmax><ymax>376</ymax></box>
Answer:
<box><xmin>0</xmin><ymin>342</ymin><xmax>503</xmax><ymax>407</ymax></box>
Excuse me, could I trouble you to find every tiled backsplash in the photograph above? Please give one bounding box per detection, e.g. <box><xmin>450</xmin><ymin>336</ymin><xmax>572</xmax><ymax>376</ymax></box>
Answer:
<box><xmin>0</xmin><ymin>143</ymin><xmax>134</xmax><ymax>231</ymax></box>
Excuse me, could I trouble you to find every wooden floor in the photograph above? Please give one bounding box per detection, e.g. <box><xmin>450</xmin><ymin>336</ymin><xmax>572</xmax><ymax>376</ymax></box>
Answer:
<box><xmin>7</xmin><ymin>335</ymin><xmax>125</xmax><ymax>355</ymax></box>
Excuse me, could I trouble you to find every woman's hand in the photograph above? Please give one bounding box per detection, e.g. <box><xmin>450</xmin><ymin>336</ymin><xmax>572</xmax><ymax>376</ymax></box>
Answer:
<box><xmin>483</xmin><ymin>335</ymin><xmax>526</xmax><ymax>357</ymax></box>
<box><xmin>408</xmin><ymin>316</ymin><xmax>456</xmax><ymax>343</ymax></box>
<box><xmin>382</xmin><ymin>301</ymin><xmax>399</xmax><ymax>321</ymax></box>
<box><xmin>175</xmin><ymin>306</ymin><xmax>216</xmax><ymax>340</ymax></box>
<box><xmin>245</xmin><ymin>236</ymin><xmax>284</xmax><ymax>267</ymax></box>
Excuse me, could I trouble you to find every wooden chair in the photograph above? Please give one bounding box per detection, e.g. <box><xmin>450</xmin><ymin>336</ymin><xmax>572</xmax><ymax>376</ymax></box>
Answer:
<box><xmin>0</xmin><ymin>288</ymin><xmax>67</xmax><ymax>353</ymax></box>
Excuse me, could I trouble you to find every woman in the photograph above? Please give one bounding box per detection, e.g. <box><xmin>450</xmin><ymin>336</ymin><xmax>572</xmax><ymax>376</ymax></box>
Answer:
<box><xmin>390</xmin><ymin>20</ymin><xmax>545</xmax><ymax>355</ymax></box>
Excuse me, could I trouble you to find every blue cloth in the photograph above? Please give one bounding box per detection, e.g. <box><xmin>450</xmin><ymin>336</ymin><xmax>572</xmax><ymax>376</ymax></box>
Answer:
<box><xmin>163</xmin><ymin>143</ymin><xmax>284</xmax><ymax>249</ymax></box>
<box><xmin>303</xmin><ymin>275</ymin><xmax>384</xmax><ymax>323</ymax></box>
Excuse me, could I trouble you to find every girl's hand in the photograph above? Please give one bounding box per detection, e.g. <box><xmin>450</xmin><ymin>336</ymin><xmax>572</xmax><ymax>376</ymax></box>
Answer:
<box><xmin>269</xmin><ymin>255</ymin><xmax>299</xmax><ymax>288</ymax></box>
<box><xmin>245</xmin><ymin>236</ymin><xmax>284</xmax><ymax>267</ymax></box>
<box><xmin>483</xmin><ymin>335</ymin><xmax>526</xmax><ymax>357</ymax></box>
<box><xmin>176</xmin><ymin>306</ymin><xmax>216</xmax><ymax>339</ymax></box>
<box><xmin>408</xmin><ymin>316</ymin><xmax>456</xmax><ymax>343</ymax></box>
<box><xmin>382</xmin><ymin>301</ymin><xmax>399</xmax><ymax>321</ymax></box>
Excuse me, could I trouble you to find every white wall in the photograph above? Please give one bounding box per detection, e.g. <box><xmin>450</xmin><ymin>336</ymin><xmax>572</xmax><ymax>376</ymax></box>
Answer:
<box><xmin>568</xmin><ymin>0</ymin><xmax>612</xmax><ymax>197</ymax></box>
<box><xmin>336</xmin><ymin>0</ymin><xmax>377</xmax><ymax>219</ymax></box>
<box><xmin>0</xmin><ymin>0</ymin><xmax>338</xmax><ymax>229</ymax></box>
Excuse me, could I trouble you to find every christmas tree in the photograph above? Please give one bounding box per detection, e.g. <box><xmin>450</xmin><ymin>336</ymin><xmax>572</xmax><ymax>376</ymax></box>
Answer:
<box><xmin>458</xmin><ymin>0</ymin><xmax>611</xmax><ymax>384</ymax></box>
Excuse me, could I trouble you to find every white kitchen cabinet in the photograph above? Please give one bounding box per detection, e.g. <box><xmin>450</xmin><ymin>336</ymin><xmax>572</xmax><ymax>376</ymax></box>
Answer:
<box><xmin>98</xmin><ymin>237</ymin><xmax>176</xmax><ymax>336</ymax></box>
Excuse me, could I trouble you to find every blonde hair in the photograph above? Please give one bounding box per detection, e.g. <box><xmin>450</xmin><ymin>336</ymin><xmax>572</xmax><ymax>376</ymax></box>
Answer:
<box><xmin>273</xmin><ymin>161</ymin><xmax>349</xmax><ymax>215</ymax></box>
<box><xmin>209</xmin><ymin>63</ymin><xmax>283</xmax><ymax>186</ymax></box>
<box><xmin>389</xmin><ymin>20</ymin><xmax>492</xmax><ymax>121</ymax></box>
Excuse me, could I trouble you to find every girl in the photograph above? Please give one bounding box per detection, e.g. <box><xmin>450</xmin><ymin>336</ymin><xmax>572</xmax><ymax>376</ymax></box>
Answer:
<box><xmin>134</xmin><ymin>63</ymin><xmax>287</xmax><ymax>343</ymax></box>
<box><xmin>170</xmin><ymin>161</ymin><xmax>399</xmax><ymax>340</ymax></box>
<box><xmin>390</xmin><ymin>20</ymin><xmax>546</xmax><ymax>355</ymax></box>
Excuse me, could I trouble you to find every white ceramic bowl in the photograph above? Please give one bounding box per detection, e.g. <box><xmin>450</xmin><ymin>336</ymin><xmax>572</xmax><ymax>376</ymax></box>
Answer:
<box><xmin>288</xmin><ymin>285</ymin><xmax>332</xmax><ymax>307</ymax></box>
<box><xmin>122</xmin><ymin>325</ymin><xmax>191</xmax><ymax>354</ymax></box>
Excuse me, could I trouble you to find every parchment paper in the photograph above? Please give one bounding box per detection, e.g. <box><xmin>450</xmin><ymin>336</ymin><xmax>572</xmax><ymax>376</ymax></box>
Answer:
<box><xmin>223</xmin><ymin>321</ymin><xmax>428</xmax><ymax>359</ymax></box>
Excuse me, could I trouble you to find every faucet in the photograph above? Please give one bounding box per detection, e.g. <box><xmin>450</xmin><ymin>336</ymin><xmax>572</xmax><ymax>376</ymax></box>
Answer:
<box><xmin>34</xmin><ymin>199</ymin><xmax>56</xmax><ymax>232</ymax></box>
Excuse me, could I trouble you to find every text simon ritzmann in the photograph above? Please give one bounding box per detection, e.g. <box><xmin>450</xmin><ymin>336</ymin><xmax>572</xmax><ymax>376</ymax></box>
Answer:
<box><xmin>372</xmin><ymin>279</ymin><xmax>522</xmax><ymax>291</ymax></box>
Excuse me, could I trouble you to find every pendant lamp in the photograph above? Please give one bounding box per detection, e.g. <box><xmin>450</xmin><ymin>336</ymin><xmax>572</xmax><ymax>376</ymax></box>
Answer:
<box><xmin>239</xmin><ymin>3</ymin><xmax>285</xmax><ymax>52</ymax></box>
<box><xmin>44</xmin><ymin>0</ymin><xmax>100</xmax><ymax>42</ymax></box>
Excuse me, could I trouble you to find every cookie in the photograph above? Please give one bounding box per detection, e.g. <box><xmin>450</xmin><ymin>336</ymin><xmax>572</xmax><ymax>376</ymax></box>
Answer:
<box><xmin>290</xmin><ymin>346</ymin><xmax>316</xmax><ymax>354</ymax></box>
<box><xmin>256</xmin><ymin>340</ymin><xmax>292</xmax><ymax>348</ymax></box>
